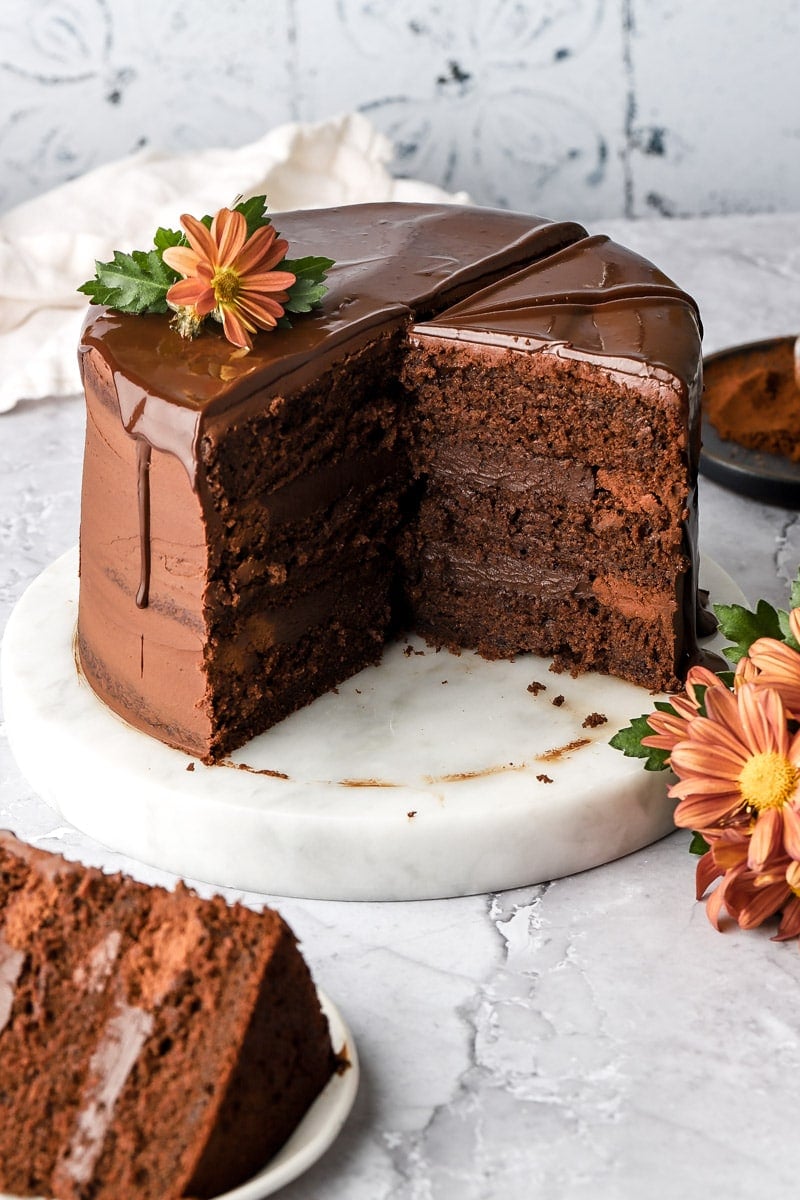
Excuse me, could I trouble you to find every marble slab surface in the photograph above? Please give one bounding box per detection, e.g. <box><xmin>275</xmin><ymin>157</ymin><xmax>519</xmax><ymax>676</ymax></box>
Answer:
<box><xmin>4</xmin><ymin>552</ymin><xmax>740</xmax><ymax>902</ymax></box>
<box><xmin>2</xmin><ymin>211</ymin><xmax>800</xmax><ymax>1198</ymax></box>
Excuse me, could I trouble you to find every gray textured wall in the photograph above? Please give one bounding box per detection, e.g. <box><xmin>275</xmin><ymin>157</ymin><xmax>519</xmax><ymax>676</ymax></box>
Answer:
<box><xmin>1</xmin><ymin>0</ymin><xmax>798</xmax><ymax>221</ymax></box>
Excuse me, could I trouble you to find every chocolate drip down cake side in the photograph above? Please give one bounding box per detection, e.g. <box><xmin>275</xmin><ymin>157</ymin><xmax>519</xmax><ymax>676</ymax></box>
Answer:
<box><xmin>76</xmin><ymin>202</ymin><xmax>704</xmax><ymax>762</ymax></box>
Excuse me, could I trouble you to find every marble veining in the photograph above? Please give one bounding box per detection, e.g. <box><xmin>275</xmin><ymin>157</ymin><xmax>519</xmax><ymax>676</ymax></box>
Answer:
<box><xmin>1</xmin><ymin>2</ymin><xmax>799</xmax><ymax>221</ymax></box>
<box><xmin>2</xmin><ymin>213</ymin><xmax>800</xmax><ymax>1196</ymax></box>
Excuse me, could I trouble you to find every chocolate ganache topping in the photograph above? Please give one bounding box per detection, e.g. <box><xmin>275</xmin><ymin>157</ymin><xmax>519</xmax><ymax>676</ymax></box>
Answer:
<box><xmin>80</xmin><ymin>203</ymin><xmax>588</xmax><ymax>485</ymax></box>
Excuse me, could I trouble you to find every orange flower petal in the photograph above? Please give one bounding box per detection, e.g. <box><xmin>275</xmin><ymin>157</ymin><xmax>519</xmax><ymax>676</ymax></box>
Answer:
<box><xmin>166</xmin><ymin>278</ymin><xmax>216</xmax><ymax>314</ymax></box>
<box><xmin>734</xmin><ymin>656</ymin><xmax>758</xmax><ymax>687</ymax></box>
<box><xmin>668</xmin><ymin>742</ymin><xmax>746</xmax><ymax>782</ymax></box>
<box><xmin>747</xmin><ymin>807</ymin><xmax>783</xmax><ymax>872</ymax></box>
<box><xmin>233</xmin><ymin>225</ymin><xmax>281</xmax><ymax>274</ymax></box>
<box><xmin>738</xmin><ymin>685</ymin><xmax>788</xmax><ymax>756</ymax></box>
<box><xmin>703</xmin><ymin>684</ymin><xmax>744</xmax><ymax>735</ymax></box>
<box><xmin>211</xmin><ymin>207</ymin><xmax>247</xmax><ymax>266</ymax></box>
<box><xmin>781</xmin><ymin>804</ymin><xmax>800</xmax><ymax>860</ymax></box>
<box><xmin>705</xmin><ymin>871</ymin><xmax>740</xmax><ymax>931</ymax></box>
<box><xmin>180</xmin><ymin>212</ymin><xmax>218</xmax><ymax>264</ymax></box>
<box><xmin>774</xmin><ymin>895</ymin><xmax>800</xmax><ymax>940</ymax></box>
<box><xmin>748</xmin><ymin>639</ymin><xmax>800</xmax><ymax>693</ymax></box>
<box><xmin>673</xmin><ymin>792</ymin><xmax>743</xmax><ymax>829</ymax></box>
<box><xmin>686</xmin><ymin>724</ymin><xmax>746</xmax><ymax>763</ymax></box>
<box><xmin>711</xmin><ymin>838</ymin><xmax>750</xmax><ymax>870</ymax></box>
<box><xmin>220</xmin><ymin>305</ymin><xmax>253</xmax><ymax>350</ymax></box>
<box><xmin>235</xmin><ymin>297</ymin><xmax>280</xmax><ymax>328</ymax></box>
<box><xmin>696</xmin><ymin>849</ymin><xmax>723</xmax><ymax>900</ymax></box>
<box><xmin>734</xmin><ymin>879</ymin><xmax>788</xmax><ymax>929</ymax></box>
<box><xmin>161</xmin><ymin>245</ymin><xmax>200</xmax><ymax>277</ymax></box>
<box><xmin>239</xmin><ymin>273</ymin><xmax>297</xmax><ymax>297</ymax></box>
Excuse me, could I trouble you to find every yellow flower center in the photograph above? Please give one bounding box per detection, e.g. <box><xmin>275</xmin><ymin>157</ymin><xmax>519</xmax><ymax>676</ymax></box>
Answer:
<box><xmin>212</xmin><ymin>267</ymin><xmax>241</xmax><ymax>305</ymax></box>
<box><xmin>738</xmin><ymin>750</ymin><xmax>798</xmax><ymax>812</ymax></box>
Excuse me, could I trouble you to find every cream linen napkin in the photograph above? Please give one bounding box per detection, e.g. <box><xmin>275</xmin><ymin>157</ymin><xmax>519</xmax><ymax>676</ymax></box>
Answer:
<box><xmin>0</xmin><ymin>112</ymin><xmax>466</xmax><ymax>413</ymax></box>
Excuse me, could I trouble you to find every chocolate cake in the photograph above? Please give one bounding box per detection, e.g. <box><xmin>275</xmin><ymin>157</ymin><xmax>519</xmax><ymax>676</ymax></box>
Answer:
<box><xmin>402</xmin><ymin>234</ymin><xmax>703</xmax><ymax>689</ymax></box>
<box><xmin>77</xmin><ymin>202</ymin><xmax>703</xmax><ymax>761</ymax></box>
<box><xmin>0</xmin><ymin>831</ymin><xmax>335</xmax><ymax>1199</ymax></box>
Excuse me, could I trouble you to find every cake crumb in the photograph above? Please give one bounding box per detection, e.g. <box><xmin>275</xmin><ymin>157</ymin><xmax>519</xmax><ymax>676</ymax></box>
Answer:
<box><xmin>186</xmin><ymin>762</ymin><xmax>195</xmax><ymax>772</ymax></box>
<box><xmin>582</xmin><ymin>712</ymin><xmax>608</xmax><ymax>728</ymax></box>
<box><xmin>407</xmin><ymin>810</ymin><xmax>417</xmax><ymax>819</ymax></box>
<box><xmin>441</xmin><ymin>679</ymin><xmax>448</xmax><ymax>685</ymax></box>
<box><xmin>536</xmin><ymin>773</ymin><xmax>553</xmax><ymax>784</ymax></box>
<box><xmin>552</xmin><ymin>694</ymin><xmax>565</xmax><ymax>707</ymax></box>
<box><xmin>527</xmin><ymin>681</ymin><xmax>546</xmax><ymax>695</ymax></box>
<box><xmin>355</xmin><ymin>688</ymin><xmax>362</xmax><ymax>694</ymax></box>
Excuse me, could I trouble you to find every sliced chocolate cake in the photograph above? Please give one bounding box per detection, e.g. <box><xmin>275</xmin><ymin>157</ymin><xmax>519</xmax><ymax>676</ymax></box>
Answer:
<box><xmin>77</xmin><ymin>203</ymin><xmax>585</xmax><ymax>760</ymax></box>
<box><xmin>403</xmin><ymin>234</ymin><xmax>703</xmax><ymax>690</ymax></box>
<box><xmin>76</xmin><ymin>203</ymin><xmax>703</xmax><ymax>761</ymax></box>
<box><xmin>0</xmin><ymin>832</ymin><xmax>336</xmax><ymax>1200</ymax></box>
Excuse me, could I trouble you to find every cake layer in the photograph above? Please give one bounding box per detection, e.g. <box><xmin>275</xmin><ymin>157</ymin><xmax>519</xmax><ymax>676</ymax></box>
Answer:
<box><xmin>0</xmin><ymin>833</ymin><xmax>334</xmax><ymax>1199</ymax></box>
<box><xmin>409</xmin><ymin>559</ymin><xmax>683</xmax><ymax>688</ymax></box>
<box><xmin>407</xmin><ymin>475</ymin><xmax>690</xmax><ymax>578</ymax></box>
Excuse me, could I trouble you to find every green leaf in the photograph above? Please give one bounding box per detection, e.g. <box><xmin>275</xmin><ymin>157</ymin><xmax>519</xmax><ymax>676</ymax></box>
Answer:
<box><xmin>790</xmin><ymin>568</ymin><xmax>800</xmax><ymax>613</ymax></box>
<box><xmin>283</xmin><ymin>256</ymin><xmax>334</xmax><ymax>313</ymax></box>
<box><xmin>609</xmin><ymin>714</ymin><xmax>671</xmax><ymax>771</ymax></box>
<box><xmin>689</xmin><ymin>831</ymin><xmax>710</xmax><ymax>856</ymax></box>
<box><xmin>233</xmin><ymin>194</ymin><xmax>272</xmax><ymax>238</ymax></box>
<box><xmin>778</xmin><ymin>608</ymin><xmax>800</xmax><ymax>651</ymax></box>
<box><xmin>714</xmin><ymin>598</ymin><xmax>782</xmax><ymax>663</ymax></box>
<box><xmin>77</xmin><ymin>248</ymin><xmax>178</xmax><ymax>315</ymax></box>
<box><xmin>154</xmin><ymin>226</ymin><xmax>185</xmax><ymax>253</ymax></box>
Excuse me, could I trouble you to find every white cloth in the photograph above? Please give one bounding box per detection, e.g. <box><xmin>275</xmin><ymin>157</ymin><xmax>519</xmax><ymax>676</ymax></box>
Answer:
<box><xmin>0</xmin><ymin>113</ymin><xmax>467</xmax><ymax>413</ymax></box>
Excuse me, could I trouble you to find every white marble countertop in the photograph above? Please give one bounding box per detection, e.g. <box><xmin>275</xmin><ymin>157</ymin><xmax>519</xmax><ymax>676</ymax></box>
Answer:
<box><xmin>2</xmin><ymin>211</ymin><xmax>800</xmax><ymax>1199</ymax></box>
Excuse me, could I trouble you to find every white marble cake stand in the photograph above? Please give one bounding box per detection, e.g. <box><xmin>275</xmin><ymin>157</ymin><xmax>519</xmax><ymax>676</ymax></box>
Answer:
<box><xmin>1</xmin><ymin>548</ymin><xmax>742</xmax><ymax>901</ymax></box>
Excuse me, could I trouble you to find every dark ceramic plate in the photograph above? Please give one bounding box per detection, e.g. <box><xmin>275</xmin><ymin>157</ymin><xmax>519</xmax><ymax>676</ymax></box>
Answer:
<box><xmin>700</xmin><ymin>336</ymin><xmax>800</xmax><ymax>507</ymax></box>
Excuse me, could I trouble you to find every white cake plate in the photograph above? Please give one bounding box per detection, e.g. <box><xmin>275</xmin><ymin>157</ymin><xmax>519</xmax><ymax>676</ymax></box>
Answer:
<box><xmin>2</xmin><ymin>548</ymin><xmax>743</xmax><ymax>901</ymax></box>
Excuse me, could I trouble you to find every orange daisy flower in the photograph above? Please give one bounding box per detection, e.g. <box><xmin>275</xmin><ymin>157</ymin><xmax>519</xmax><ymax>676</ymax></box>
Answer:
<box><xmin>163</xmin><ymin>207</ymin><xmax>296</xmax><ymax>350</ymax></box>
<box><xmin>641</xmin><ymin>664</ymin><xmax>727</xmax><ymax>757</ymax></box>
<box><xmin>696</xmin><ymin>835</ymin><xmax>800</xmax><ymax>941</ymax></box>
<box><xmin>669</xmin><ymin>682</ymin><xmax>800</xmax><ymax>871</ymax></box>
<box><xmin>736</xmin><ymin>608</ymin><xmax>800</xmax><ymax>718</ymax></box>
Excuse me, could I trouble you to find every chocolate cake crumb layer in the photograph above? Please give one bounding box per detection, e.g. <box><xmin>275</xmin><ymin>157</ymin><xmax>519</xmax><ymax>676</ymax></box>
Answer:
<box><xmin>0</xmin><ymin>832</ymin><xmax>335</xmax><ymax>1200</ymax></box>
<box><xmin>77</xmin><ymin>202</ymin><xmax>703</xmax><ymax>759</ymax></box>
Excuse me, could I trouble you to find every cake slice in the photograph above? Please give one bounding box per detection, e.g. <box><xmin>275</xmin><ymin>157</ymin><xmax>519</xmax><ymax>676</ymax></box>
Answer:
<box><xmin>0</xmin><ymin>832</ymin><xmax>336</xmax><ymax>1199</ymax></box>
<box><xmin>402</xmin><ymin>234</ymin><xmax>703</xmax><ymax>691</ymax></box>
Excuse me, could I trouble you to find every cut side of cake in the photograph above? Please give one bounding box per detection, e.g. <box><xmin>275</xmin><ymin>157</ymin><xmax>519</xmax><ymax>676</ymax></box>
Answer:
<box><xmin>402</xmin><ymin>234</ymin><xmax>703</xmax><ymax>691</ymax></box>
<box><xmin>76</xmin><ymin>203</ymin><xmax>703</xmax><ymax>761</ymax></box>
<box><xmin>0</xmin><ymin>832</ymin><xmax>336</xmax><ymax>1200</ymax></box>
